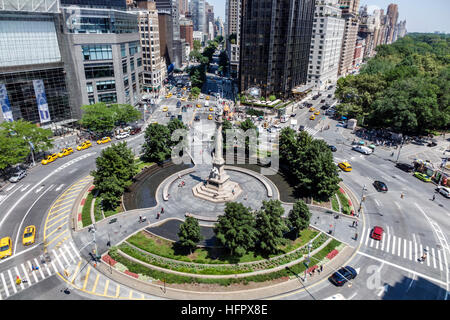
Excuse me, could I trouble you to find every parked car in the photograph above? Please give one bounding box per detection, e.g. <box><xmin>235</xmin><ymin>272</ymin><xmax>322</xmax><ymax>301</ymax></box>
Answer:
<box><xmin>9</xmin><ymin>170</ymin><xmax>26</xmax><ymax>183</ymax></box>
<box><xmin>327</xmin><ymin>94</ymin><xmax>333</xmax><ymax>98</ymax></box>
<box><xmin>373</xmin><ymin>180</ymin><xmax>388</xmax><ymax>192</ymax></box>
<box><xmin>76</xmin><ymin>140</ymin><xmax>92</xmax><ymax>151</ymax></box>
<box><xmin>437</xmin><ymin>186</ymin><xmax>450</xmax><ymax>198</ymax></box>
<box><xmin>329</xmin><ymin>266</ymin><xmax>357</xmax><ymax>286</ymax></box>
<box><xmin>116</xmin><ymin>132</ymin><xmax>129</xmax><ymax>140</ymax></box>
<box><xmin>414</xmin><ymin>172</ymin><xmax>431</xmax><ymax>182</ymax></box>
<box><xmin>371</xmin><ymin>226</ymin><xmax>384</xmax><ymax>240</ymax></box>
<box><xmin>130</xmin><ymin>127</ymin><xmax>141</xmax><ymax>135</ymax></box>
<box><xmin>320</xmin><ymin>99</ymin><xmax>326</xmax><ymax>103</ymax></box>
<box><xmin>41</xmin><ymin>153</ymin><xmax>58</xmax><ymax>164</ymax></box>
<box><xmin>290</xmin><ymin>113</ymin><xmax>296</xmax><ymax>117</ymax></box>
<box><xmin>328</xmin><ymin>145</ymin><xmax>337</xmax><ymax>152</ymax></box>
<box><xmin>395</xmin><ymin>162</ymin><xmax>414</xmax><ymax>173</ymax></box>
<box><xmin>58</xmin><ymin>147</ymin><xmax>74</xmax><ymax>157</ymax></box>
<box><xmin>352</xmin><ymin>146</ymin><xmax>373</xmax><ymax>155</ymax></box>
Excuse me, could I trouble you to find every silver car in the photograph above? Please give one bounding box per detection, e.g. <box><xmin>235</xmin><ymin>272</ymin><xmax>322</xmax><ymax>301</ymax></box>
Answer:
<box><xmin>9</xmin><ymin>170</ymin><xmax>26</xmax><ymax>183</ymax></box>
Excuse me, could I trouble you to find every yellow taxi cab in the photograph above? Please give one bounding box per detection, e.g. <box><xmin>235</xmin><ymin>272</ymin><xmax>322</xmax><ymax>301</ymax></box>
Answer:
<box><xmin>58</xmin><ymin>147</ymin><xmax>74</xmax><ymax>158</ymax></box>
<box><xmin>76</xmin><ymin>140</ymin><xmax>92</xmax><ymax>151</ymax></box>
<box><xmin>97</xmin><ymin>136</ymin><xmax>111</xmax><ymax>144</ymax></box>
<box><xmin>309</xmin><ymin>107</ymin><xmax>315</xmax><ymax>112</ymax></box>
<box><xmin>206</xmin><ymin>95</ymin><xmax>210</xmax><ymax>100</ymax></box>
<box><xmin>0</xmin><ymin>237</ymin><xmax>12</xmax><ymax>259</ymax></box>
<box><xmin>162</xmin><ymin>106</ymin><xmax>168</xmax><ymax>112</ymax></box>
<box><xmin>196</xmin><ymin>104</ymin><xmax>202</xmax><ymax>108</ymax></box>
<box><xmin>41</xmin><ymin>153</ymin><xmax>58</xmax><ymax>165</ymax></box>
<box><xmin>165</xmin><ymin>93</ymin><xmax>172</xmax><ymax>98</ymax></box>
<box><xmin>310</xmin><ymin>115</ymin><xmax>315</xmax><ymax>120</ymax></box>
<box><xmin>181</xmin><ymin>97</ymin><xmax>187</xmax><ymax>101</ymax></box>
<box><xmin>182</xmin><ymin>87</ymin><xmax>186</xmax><ymax>91</ymax></box>
<box><xmin>208</xmin><ymin>114</ymin><xmax>213</xmax><ymax>120</ymax></box>
<box><xmin>22</xmin><ymin>226</ymin><xmax>36</xmax><ymax>246</ymax></box>
<box><xmin>314</xmin><ymin>110</ymin><xmax>320</xmax><ymax>115</ymax></box>
<box><xmin>209</xmin><ymin>107</ymin><xmax>214</xmax><ymax>111</ymax></box>
<box><xmin>338</xmin><ymin>162</ymin><xmax>352</xmax><ymax>172</ymax></box>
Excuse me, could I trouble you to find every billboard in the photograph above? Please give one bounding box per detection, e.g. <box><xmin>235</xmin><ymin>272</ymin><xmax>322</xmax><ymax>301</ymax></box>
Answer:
<box><xmin>33</xmin><ymin>80</ymin><xmax>51</xmax><ymax>123</ymax></box>
<box><xmin>0</xmin><ymin>83</ymin><xmax>14</xmax><ymax>122</ymax></box>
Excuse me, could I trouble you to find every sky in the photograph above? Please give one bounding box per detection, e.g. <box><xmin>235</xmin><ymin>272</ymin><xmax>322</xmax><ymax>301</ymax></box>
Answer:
<box><xmin>206</xmin><ymin>0</ymin><xmax>450</xmax><ymax>33</ymax></box>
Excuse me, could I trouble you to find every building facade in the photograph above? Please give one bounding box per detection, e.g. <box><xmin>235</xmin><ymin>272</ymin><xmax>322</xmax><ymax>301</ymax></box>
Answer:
<box><xmin>0</xmin><ymin>2</ymin><xmax>75</xmax><ymax>126</ymax></box>
<box><xmin>385</xmin><ymin>3</ymin><xmax>398</xmax><ymax>44</ymax></box>
<box><xmin>338</xmin><ymin>0</ymin><xmax>359</xmax><ymax>76</ymax></box>
<box><xmin>205</xmin><ymin>2</ymin><xmax>215</xmax><ymax>40</ymax></box>
<box><xmin>60</xmin><ymin>0</ymin><xmax>127</xmax><ymax>10</ymax></box>
<box><xmin>180</xmin><ymin>17</ymin><xmax>194</xmax><ymax>49</ymax></box>
<box><xmin>239</xmin><ymin>0</ymin><xmax>315</xmax><ymax>99</ymax></box>
<box><xmin>307</xmin><ymin>0</ymin><xmax>345</xmax><ymax>90</ymax></box>
<box><xmin>225</xmin><ymin>0</ymin><xmax>241</xmax><ymax>78</ymax></box>
<box><xmin>61</xmin><ymin>6</ymin><xmax>143</xmax><ymax>107</ymax></box>
<box><xmin>191</xmin><ymin>0</ymin><xmax>206</xmax><ymax>33</ymax></box>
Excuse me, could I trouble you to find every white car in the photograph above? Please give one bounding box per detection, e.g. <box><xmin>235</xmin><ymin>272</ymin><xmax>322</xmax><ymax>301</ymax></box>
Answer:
<box><xmin>9</xmin><ymin>170</ymin><xmax>26</xmax><ymax>183</ymax></box>
<box><xmin>116</xmin><ymin>132</ymin><xmax>130</xmax><ymax>140</ymax></box>
<box><xmin>352</xmin><ymin>146</ymin><xmax>373</xmax><ymax>155</ymax></box>
<box><xmin>199</xmin><ymin>94</ymin><xmax>204</xmax><ymax>99</ymax></box>
<box><xmin>437</xmin><ymin>186</ymin><xmax>450</xmax><ymax>198</ymax></box>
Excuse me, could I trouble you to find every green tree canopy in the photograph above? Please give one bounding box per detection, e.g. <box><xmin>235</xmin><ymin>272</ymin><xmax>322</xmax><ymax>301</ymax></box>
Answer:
<box><xmin>255</xmin><ymin>200</ymin><xmax>288</xmax><ymax>254</ymax></box>
<box><xmin>79</xmin><ymin>103</ymin><xmax>116</xmax><ymax>134</ymax></box>
<box><xmin>214</xmin><ymin>202</ymin><xmax>258</xmax><ymax>257</ymax></box>
<box><xmin>288</xmin><ymin>200</ymin><xmax>311</xmax><ymax>238</ymax></box>
<box><xmin>110</xmin><ymin>104</ymin><xmax>142</xmax><ymax>125</ymax></box>
<box><xmin>0</xmin><ymin>119</ymin><xmax>53</xmax><ymax>153</ymax></box>
<box><xmin>177</xmin><ymin>216</ymin><xmax>203</xmax><ymax>253</ymax></box>
<box><xmin>141</xmin><ymin>123</ymin><xmax>172</xmax><ymax>163</ymax></box>
<box><xmin>0</xmin><ymin>131</ymin><xmax>30</xmax><ymax>170</ymax></box>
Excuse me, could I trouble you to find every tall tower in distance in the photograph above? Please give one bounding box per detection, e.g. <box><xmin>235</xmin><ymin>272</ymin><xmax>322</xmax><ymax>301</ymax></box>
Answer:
<box><xmin>386</xmin><ymin>3</ymin><xmax>399</xmax><ymax>44</ymax></box>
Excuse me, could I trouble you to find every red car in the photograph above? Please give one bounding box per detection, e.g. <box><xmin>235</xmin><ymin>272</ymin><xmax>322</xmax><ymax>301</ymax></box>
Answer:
<box><xmin>130</xmin><ymin>127</ymin><xmax>141</xmax><ymax>135</ymax></box>
<box><xmin>371</xmin><ymin>226</ymin><xmax>384</xmax><ymax>240</ymax></box>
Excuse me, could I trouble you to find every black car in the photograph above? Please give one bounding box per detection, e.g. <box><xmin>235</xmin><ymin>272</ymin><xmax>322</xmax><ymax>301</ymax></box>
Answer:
<box><xmin>329</xmin><ymin>266</ymin><xmax>357</xmax><ymax>286</ymax></box>
<box><xmin>320</xmin><ymin>99</ymin><xmax>326</xmax><ymax>103</ymax></box>
<box><xmin>194</xmin><ymin>115</ymin><xmax>200</xmax><ymax>121</ymax></box>
<box><xmin>290</xmin><ymin>113</ymin><xmax>296</xmax><ymax>117</ymax></box>
<box><xmin>396</xmin><ymin>162</ymin><xmax>414</xmax><ymax>173</ymax></box>
<box><xmin>328</xmin><ymin>145</ymin><xmax>337</xmax><ymax>152</ymax></box>
<box><xmin>321</xmin><ymin>105</ymin><xmax>328</xmax><ymax>110</ymax></box>
<box><xmin>299</xmin><ymin>125</ymin><xmax>305</xmax><ymax>131</ymax></box>
<box><xmin>373</xmin><ymin>180</ymin><xmax>388</xmax><ymax>192</ymax></box>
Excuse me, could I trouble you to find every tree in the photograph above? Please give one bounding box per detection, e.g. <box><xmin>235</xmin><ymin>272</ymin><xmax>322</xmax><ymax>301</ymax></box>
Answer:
<box><xmin>110</xmin><ymin>104</ymin><xmax>142</xmax><ymax>125</ymax></box>
<box><xmin>0</xmin><ymin>119</ymin><xmax>53</xmax><ymax>153</ymax></box>
<box><xmin>214</xmin><ymin>202</ymin><xmax>258</xmax><ymax>257</ymax></box>
<box><xmin>193</xmin><ymin>39</ymin><xmax>202</xmax><ymax>51</ymax></box>
<box><xmin>191</xmin><ymin>87</ymin><xmax>201</xmax><ymax>98</ymax></box>
<box><xmin>177</xmin><ymin>216</ymin><xmax>203</xmax><ymax>253</ymax></box>
<box><xmin>79</xmin><ymin>103</ymin><xmax>116</xmax><ymax>134</ymax></box>
<box><xmin>288</xmin><ymin>200</ymin><xmax>311</xmax><ymax>238</ymax></box>
<box><xmin>141</xmin><ymin>123</ymin><xmax>172</xmax><ymax>163</ymax></box>
<box><xmin>255</xmin><ymin>200</ymin><xmax>288</xmax><ymax>254</ymax></box>
<box><xmin>97</xmin><ymin>175</ymin><xmax>124</xmax><ymax>211</ymax></box>
<box><xmin>0</xmin><ymin>131</ymin><xmax>29</xmax><ymax>171</ymax></box>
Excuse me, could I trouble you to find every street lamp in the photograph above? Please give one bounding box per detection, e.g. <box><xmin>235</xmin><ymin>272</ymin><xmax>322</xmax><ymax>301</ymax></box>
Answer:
<box><xmin>303</xmin><ymin>241</ymin><xmax>313</xmax><ymax>282</ymax></box>
<box><xmin>358</xmin><ymin>184</ymin><xmax>367</xmax><ymax>215</ymax></box>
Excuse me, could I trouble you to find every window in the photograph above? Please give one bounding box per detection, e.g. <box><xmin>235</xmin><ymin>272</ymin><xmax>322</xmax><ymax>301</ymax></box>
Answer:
<box><xmin>86</xmin><ymin>83</ymin><xmax>93</xmax><ymax>93</ymax></box>
<box><xmin>96</xmin><ymin>80</ymin><xmax>116</xmax><ymax>92</ymax></box>
<box><xmin>128</xmin><ymin>41</ymin><xmax>140</xmax><ymax>55</ymax></box>
<box><xmin>98</xmin><ymin>92</ymin><xmax>117</xmax><ymax>103</ymax></box>
<box><xmin>122</xmin><ymin>60</ymin><xmax>127</xmax><ymax>74</ymax></box>
<box><xmin>137</xmin><ymin>58</ymin><xmax>142</xmax><ymax>67</ymax></box>
<box><xmin>130</xmin><ymin>58</ymin><xmax>135</xmax><ymax>71</ymax></box>
<box><xmin>132</xmin><ymin>73</ymin><xmax>136</xmax><ymax>83</ymax></box>
<box><xmin>121</xmin><ymin>43</ymin><xmax>126</xmax><ymax>57</ymax></box>
<box><xmin>88</xmin><ymin>97</ymin><xmax>95</xmax><ymax>105</ymax></box>
<box><xmin>82</xmin><ymin>45</ymin><xmax>112</xmax><ymax>61</ymax></box>
<box><xmin>84</xmin><ymin>63</ymin><xmax>114</xmax><ymax>79</ymax></box>
<box><xmin>123</xmin><ymin>75</ymin><xmax>129</xmax><ymax>87</ymax></box>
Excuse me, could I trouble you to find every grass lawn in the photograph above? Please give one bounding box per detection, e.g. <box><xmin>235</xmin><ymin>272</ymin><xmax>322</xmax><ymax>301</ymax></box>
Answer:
<box><xmin>135</xmin><ymin>159</ymin><xmax>155</xmax><ymax>172</ymax></box>
<box><xmin>81</xmin><ymin>193</ymin><xmax>93</xmax><ymax>227</ymax></box>
<box><xmin>337</xmin><ymin>191</ymin><xmax>351</xmax><ymax>215</ymax></box>
<box><xmin>331</xmin><ymin>194</ymin><xmax>339</xmax><ymax>212</ymax></box>
<box><xmin>127</xmin><ymin>228</ymin><xmax>318</xmax><ymax>265</ymax></box>
<box><xmin>93</xmin><ymin>197</ymin><xmax>103</xmax><ymax>222</ymax></box>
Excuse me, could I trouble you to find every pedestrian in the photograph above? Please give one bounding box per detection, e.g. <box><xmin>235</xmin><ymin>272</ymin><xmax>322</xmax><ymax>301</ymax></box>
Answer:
<box><xmin>400</xmin><ymin>192</ymin><xmax>404</xmax><ymax>199</ymax></box>
<box><xmin>355</xmin><ymin>221</ymin><xmax>358</xmax><ymax>227</ymax></box>
<box><xmin>320</xmin><ymin>265</ymin><xmax>323</xmax><ymax>273</ymax></box>
<box><xmin>161</xmin><ymin>207</ymin><xmax>164</xmax><ymax>214</ymax></box>
<box><xmin>157</xmin><ymin>212</ymin><xmax>160</xmax><ymax>219</ymax></box>
<box><xmin>432</xmin><ymin>194</ymin><xmax>436</xmax><ymax>201</ymax></box>
<box><xmin>139</xmin><ymin>215</ymin><xmax>142</xmax><ymax>223</ymax></box>
<box><xmin>354</xmin><ymin>232</ymin><xmax>358</xmax><ymax>240</ymax></box>
<box><xmin>352</xmin><ymin>221</ymin><xmax>355</xmax><ymax>227</ymax></box>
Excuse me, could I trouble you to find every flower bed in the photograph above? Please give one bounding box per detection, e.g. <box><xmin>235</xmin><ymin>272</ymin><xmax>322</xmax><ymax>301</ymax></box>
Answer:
<box><xmin>337</xmin><ymin>189</ymin><xmax>352</xmax><ymax>215</ymax></box>
<box><xmin>81</xmin><ymin>192</ymin><xmax>93</xmax><ymax>227</ymax></box>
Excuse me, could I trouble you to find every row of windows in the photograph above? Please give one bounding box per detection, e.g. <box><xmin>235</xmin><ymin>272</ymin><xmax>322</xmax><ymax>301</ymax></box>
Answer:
<box><xmin>84</xmin><ymin>63</ymin><xmax>114</xmax><ymax>79</ymax></box>
<box><xmin>82</xmin><ymin>45</ymin><xmax>112</xmax><ymax>61</ymax></box>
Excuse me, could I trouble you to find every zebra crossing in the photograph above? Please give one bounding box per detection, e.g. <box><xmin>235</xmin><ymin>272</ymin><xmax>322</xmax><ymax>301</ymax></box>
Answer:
<box><xmin>0</xmin><ymin>241</ymin><xmax>81</xmax><ymax>300</ymax></box>
<box><xmin>304</xmin><ymin>127</ymin><xmax>319</xmax><ymax>136</ymax></box>
<box><xmin>1</xmin><ymin>183</ymin><xmax>66</xmax><ymax>196</ymax></box>
<box><xmin>360</xmin><ymin>227</ymin><xmax>445</xmax><ymax>271</ymax></box>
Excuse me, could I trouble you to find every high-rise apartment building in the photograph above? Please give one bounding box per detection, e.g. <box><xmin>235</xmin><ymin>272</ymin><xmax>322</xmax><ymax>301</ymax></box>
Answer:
<box><xmin>239</xmin><ymin>0</ymin><xmax>315</xmax><ymax>99</ymax></box>
<box><xmin>191</xmin><ymin>0</ymin><xmax>206</xmax><ymax>34</ymax></box>
<box><xmin>0</xmin><ymin>1</ymin><xmax>75</xmax><ymax>126</ymax></box>
<box><xmin>135</xmin><ymin>1</ymin><xmax>164</xmax><ymax>95</ymax></box>
<box><xmin>61</xmin><ymin>4</ymin><xmax>143</xmax><ymax>107</ymax></box>
<box><xmin>180</xmin><ymin>17</ymin><xmax>194</xmax><ymax>49</ymax></box>
<box><xmin>352</xmin><ymin>37</ymin><xmax>365</xmax><ymax>71</ymax></box>
<box><xmin>385</xmin><ymin>3</ymin><xmax>398</xmax><ymax>44</ymax></box>
<box><xmin>307</xmin><ymin>0</ymin><xmax>345</xmax><ymax>90</ymax></box>
<box><xmin>179</xmin><ymin>0</ymin><xmax>188</xmax><ymax>15</ymax></box>
<box><xmin>225</xmin><ymin>0</ymin><xmax>241</xmax><ymax>78</ymax></box>
<box><xmin>338</xmin><ymin>0</ymin><xmax>359</xmax><ymax>76</ymax></box>
<box><xmin>205</xmin><ymin>2</ymin><xmax>215</xmax><ymax>40</ymax></box>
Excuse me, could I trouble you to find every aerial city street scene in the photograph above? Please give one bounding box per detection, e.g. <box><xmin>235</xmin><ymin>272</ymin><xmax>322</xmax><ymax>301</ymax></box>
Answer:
<box><xmin>0</xmin><ymin>0</ymin><xmax>449</xmax><ymax>306</ymax></box>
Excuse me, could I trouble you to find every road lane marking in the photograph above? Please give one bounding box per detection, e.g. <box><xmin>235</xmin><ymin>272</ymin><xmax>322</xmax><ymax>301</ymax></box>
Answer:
<box><xmin>49</xmin><ymin>203</ymin><xmax>73</xmax><ymax>215</ymax></box>
<box><xmin>432</xmin><ymin>248</ymin><xmax>437</xmax><ymax>269</ymax></box>
<box><xmin>426</xmin><ymin>246</ymin><xmax>430</xmax><ymax>267</ymax></box>
<box><xmin>5</xmin><ymin>185</ymin><xmax>15</xmax><ymax>192</ymax></box>
<box><xmin>51</xmin><ymin>198</ymin><xmax>76</xmax><ymax>209</ymax></box>
<box><xmin>70</xmin><ymin>261</ymin><xmax>82</xmax><ymax>283</ymax></box>
<box><xmin>51</xmin><ymin>260</ymin><xmax>58</xmax><ymax>274</ymax></box>
<box><xmin>115</xmin><ymin>284</ymin><xmax>120</xmax><ymax>298</ymax></box>
<box><xmin>1</xmin><ymin>273</ymin><xmax>9</xmax><ymax>297</ymax></box>
<box><xmin>385</xmin><ymin>234</ymin><xmax>390</xmax><ymax>253</ymax></box>
<box><xmin>47</xmin><ymin>210</ymin><xmax>70</xmax><ymax>224</ymax></box>
<box><xmin>69</xmin><ymin>241</ymin><xmax>81</xmax><ymax>259</ymax></box>
<box><xmin>59</xmin><ymin>247</ymin><xmax>70</xmax><ymax>266</ymax></box>
<box><xmin>409</xmin><ymin>241</ymin><xmax>412</xmax><ymax>261</ymax></box>
<box><xmin>365</xmin><ymin>228</ymin><xmax>370</xmax><ymax>246</ymax></box>
<box><xmin>53</xmin><ymin>249</ymin><xmax>65</xmax><ymax>270</ymax></box>
<box><xmin>7</xmin><ymin>270</ymin><xmax>17</xmax><ymax>294</ymax></box>
<box><xmin>438</xmin><ymin>250</ymin><xmax>443</xmax><ymax>271</ymax></box>
<box><xmin>35</xmin><ymin>186</ymin><xmax>44</xmax><ymax>193</ymax></box>
<box><xmin>419</xmin><ymin>244</ymin><xmax>423</xmax><ymax>261</ymax></box>
<box><xmin>82</xmin><ymin>266</ymin><xmax>91</xmax><ymax>290</ymax></box>
<box><xmin>403</xmin><ymin>239</ymin><xmax>407</xmax><ymax>259</ymax></box>
<box><xmin>45</xmin><ymin>221</ymin><xmax>68</xmax><ymax>240</ymax></box>
<box><xmin>103</xmin><ymin>279</ymin><xmax>109</xmax><ymax>296</ymax></box>
<box><xmin>53</xmin><ymin>194</ymin><xmax>78</xmax><ymax>203</ymax></box>
<box><xmin>392</xmin><ymin>236</ymin><xmax>396</xmax><ymax>255</ymax></box>
<box><xmin>46</xmin><ymin>216</ymin><xmax>68</xmax><ymax>231</ymax></box>
<box><xmin>63</xmin><ymin>244</ymin><xmax>76</xmax><ymax>263</ymax></box>
<box><xmin>360</xmin><ymin>227</ymin><xmax>366</xmax><ymax>246</ymax></box>
<box><xmin>370</xmin><ymin>238</ymin><xmax>374</xmax><ymax>248</ymax></box>
<box><xmin>34</xmin><ymin>258</ymin><xmax>45</xmax><ymax>279</ymax></box>
<box><xmin>375</xmin><ymin>239</ymin><xmax>379</xmax><ymax>249</ymax></box>
<box><xmin>20</xmin><ymin>184</ymin><xmax>30</xmax><ymax>192</ymax></box>
<box><xmin>55</xmin><ymin>184</ymin><xmax>65</xmax><ymax>192</ymax></box>
<box><xmin>398</xmin><ymin>238</ymin><xmax>401</xmax><ymax>257</ymax></box>
<box><xmin>91</xmin><ymin>274</ymin><xmax>100</xmax><ymax>293</ymax></box>
<box><xmin>357</xmin><ymin>251</ymin><xmax>447</xmax><ymax>286</ymax></box>
<box><xmin>415</xmin><ymin>241</ymin><xmax>418</xmax><ymax>261</ymax></box>
<box><xmin>381</xmin><ymin>234</ymin><xmax>385</xmax><ymax>251</ymax></box>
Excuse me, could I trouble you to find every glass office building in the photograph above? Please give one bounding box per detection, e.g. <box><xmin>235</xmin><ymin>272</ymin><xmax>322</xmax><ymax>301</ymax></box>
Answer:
<box><xmin>60</xmin><ymin>0</ymin><xmax>126</xmax><ymax>10</ymax></box>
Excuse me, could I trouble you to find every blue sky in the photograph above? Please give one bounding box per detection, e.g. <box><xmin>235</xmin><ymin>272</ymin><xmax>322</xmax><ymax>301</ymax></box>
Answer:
<box><xmin>206</xmin><ymin>0</ymin><xmax>450</xmax><ymax>33</ymax></box>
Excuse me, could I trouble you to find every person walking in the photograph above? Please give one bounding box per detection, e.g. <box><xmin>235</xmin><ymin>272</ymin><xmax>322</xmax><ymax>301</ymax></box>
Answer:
<box><xmin>320</xmin><ymin>265</ymin><xmax>323</xmax><ymax>273</ymax></box>
<box><xmin>432</xmin><ymin>194</ymin><xmax>436</xmax><ymax>201</ymax></box>
<box><xmin>400</xmin><ymin>192</ymin><xmax>404</xmax><ymax>199</ymax></box>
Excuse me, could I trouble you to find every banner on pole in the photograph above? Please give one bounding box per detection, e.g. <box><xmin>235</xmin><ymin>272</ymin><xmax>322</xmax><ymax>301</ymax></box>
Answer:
<box><xmin>0</xmin><ymin>83</ymin><xmax>14</xmax><ymax>122</ymax></box>
<box><xmin>33</xmin><ymin>80</ymin><xmax>51</xmax><ymax>123</ymax></box>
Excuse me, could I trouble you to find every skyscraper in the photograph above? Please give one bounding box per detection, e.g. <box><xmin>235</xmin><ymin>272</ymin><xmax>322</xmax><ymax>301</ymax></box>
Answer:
<box><xmin>239</xmin><ymin>0</ymin><xmax>315</xmax><ymax>99</ymax></box>
<box><xmin>179</xmin><ymin>0</ymin><xmax>189</xmax><ymax>15</ymax></box>
<box><xmin>385</xmin><ymin>3</ymin><xmax>399</xmax><ymax>44</ymax></box>
<box><xmin>191</xmin><ymin>0</ymin><xmax>206</xmax><ymax>34</ymax></box>
<box><xmin>338</xmin><ymin>0</ymin><xmax>360</xmax><ymax>76</ymax></box>
<box><xmin>205</xmin><ymin>2</ymin><xmax>215</xmax><ymax>40</ymax></box>
<box><xmin>225</xmin><ymin>0</ymin><xmax>241</xmax><ymax>77</ymax></box>
<box><xmin>60</xmin><ymin>0</ymin><xmax>127</xmax><ymax>9</ymax></box>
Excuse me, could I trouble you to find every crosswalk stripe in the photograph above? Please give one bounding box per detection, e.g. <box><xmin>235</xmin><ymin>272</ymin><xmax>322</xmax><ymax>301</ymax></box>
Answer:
<box><xmin>58</xmin><ymin>247</ymin><xmax>70</xmax><ymax>266</ymax></box>
<box><xmin>14</xmin><ymin>267</ymin><xmax>24</xmax><ymax>290</ymax></box>
<box><xmin>69</xmin><ymin>241</ymin><xmax>81</xmax><ymax>259</ymax></box>
<box><xmin>53</xmin><ymin>250</ymin><xmax>65</xmax><ymax>270</ymax></box>
<box><xmin>438</xmin><ymin>250</ymin><xmax>443</xmax><ymax>271</ymax></box>
<box><xmin>51</xmin><ymin>260</ymin><xmax>58</xmax><ymax>274</ymax></box>
<box><xmin>375</xmin><ymin>239</ymin><xmax>379</xmax><ymax>249</ymax></box>
<box><xmin>432</xmin><ymin>248</ymin><xmax>437</xmax><ymax>269</ymax></box>
<box><xmin>370</xmin><ymin>238</ymin><xmax>374</xmax><ymax>248</ymax></box>
<box><xmin>63</xmin><ymin>244</ymin><xmax>76</xmax><ymax>263</ymax></box>
<box><xmin>385</xmin><ymin>234</ymin><xmax>390</xmax><ymax>253</ymax></box>
<box><xmin>27</xmin><ymin>261</ymin><xmax>39</xmax><ymax>283</ymax></box>
<box><xmin>20</xmin><ymin>264</ymin><xmax>31</xmax><ymax>287</ymax></box>
<box><xmin>365</xmin><ymin>228</ymin><xmax>370</xmax><ymax>246</ymax></box>
<box><xmin>381</xmin><ymin>234</ymin><xmax>385</xmax><ymax>251</ymax></box>
<box><xmin>409</xmin><ymin>241</ymin><xmax>412</xmax><ymax>260</ymax></box>
<box><xmin>397</xmin><ymin>238</ymin><xmax>401</xmax><ymax>257</ymax></box>
<box><xmin>392</xmin><ymin>236</ymin><xmax>396</xmax><ymax>255</ymax></box>
<box><xmin>7</xmin><ymin>269</ymin><xmax>17</xmax><ymax>294</ymax></box>
<box><xmin>44</xmin><ymin>261</ymin><xmax>52</xmax><ymax>277</ymax></box>
<box><xmin>415</xmin><ymin>241</ymin><xmax>418</xmax><ymax>261</ymax></box>
<box><xmin>419</xmin><ymin>244</ymin><xmax>423</xmax><ymax>262</ymax></box>
<box><xmin>426</xmin><ymin>246</ymin><xmax>430</xmax><ymax>267</ymax></box>
<box><xmin>1</xmin><ymin>273</ymin><xmax>9</xmax><ymax>297</ymax></box>
<box><xmin>403</xmin><ymin>239</ymin><xmax>407</xmax><ymax>259</ymax></box>
<box><xmin>360</xmin><ymin>227</ymin><xmax>366</xmax><ymax>245</ymax></box>
<box><xmin>34</xmin><ymin>258</ymin><xmax>45</xmax><ymax>279</ymax></box>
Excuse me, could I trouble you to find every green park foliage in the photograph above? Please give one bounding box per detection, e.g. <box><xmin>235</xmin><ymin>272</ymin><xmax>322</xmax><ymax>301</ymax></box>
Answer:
<box><xmin>177</xmin><ymin>216</ymin><xmax>204</xmax><ymax>253</ymax></box>
<box><xmin>335</xmin><ymin>33</ymin><xmax>450</xmax><ymax>134</ymax></box>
